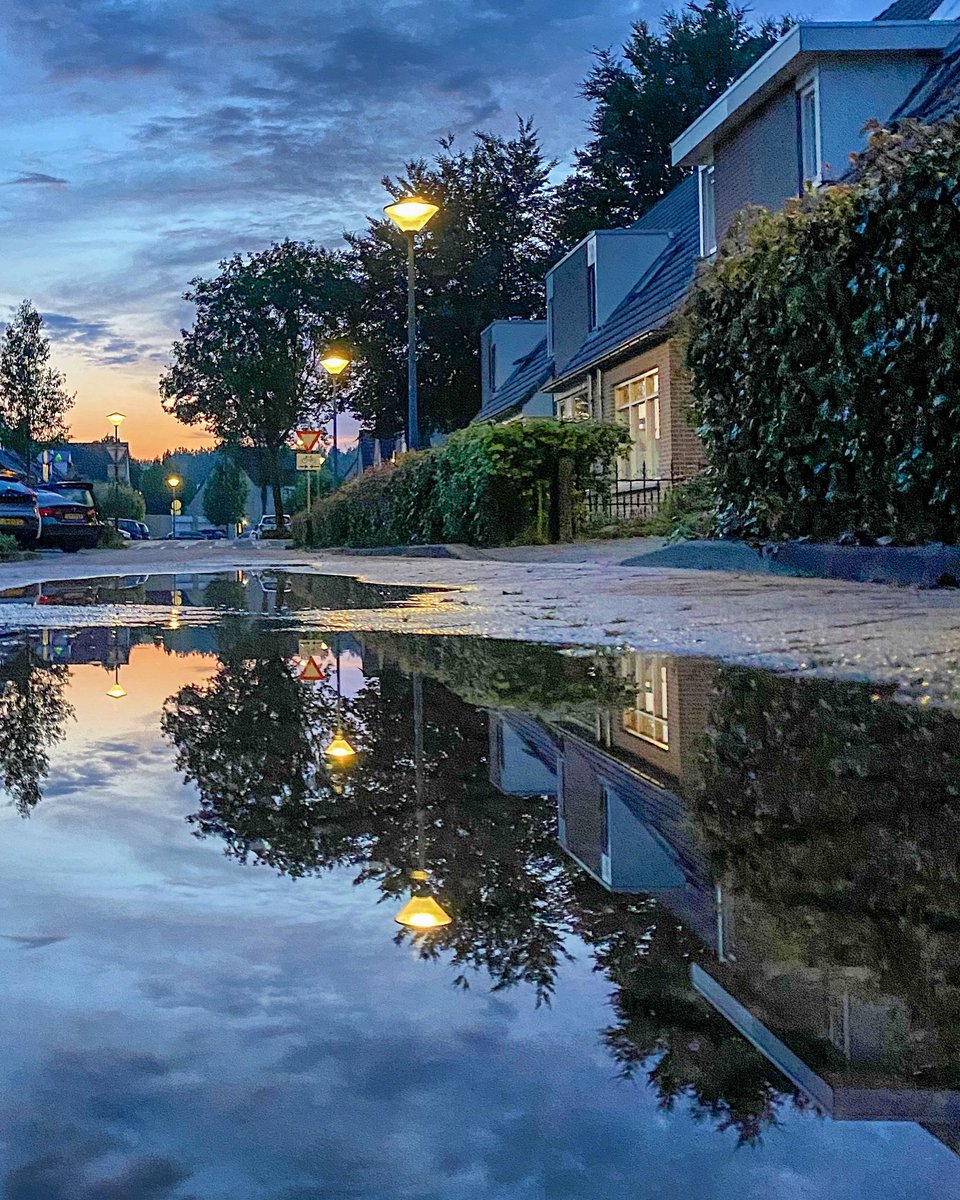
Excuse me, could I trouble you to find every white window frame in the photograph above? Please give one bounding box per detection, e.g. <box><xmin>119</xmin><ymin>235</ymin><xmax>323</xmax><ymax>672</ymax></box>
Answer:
<box><xmin>698</xmin><ymin>161</ymin><xmax>717</xmax><ymax>258</ymax></box>
<box><xmin>555</xmin><ymin>388</ymin><xmax>590</xmax><ymax>422</ymax></box>
<box><xmin>614</xmin><ymin>367</ymin><xmax>661</xmax><ymax>481</ymax></box>
<box><xmin>797</xmin><ymin>70</ymin><xmax>822</xmax><ymax>189</ymax></box>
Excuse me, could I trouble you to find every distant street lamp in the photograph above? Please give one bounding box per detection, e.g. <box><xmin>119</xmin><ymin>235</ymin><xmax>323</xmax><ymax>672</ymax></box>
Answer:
<box><xmin>106</xmin><ymin>412</ymin><xmax>126</xmax><ymax>532</ymax></box>
<box><xmin>167</xmin><ymin>474</ymin><xmax>181</xmax><ymax>535</ymax></box>
<box><xmin>319</xmin><ymin>350</ymin><xmax>351</xmax><ymax>489</ymax></box>
<box><xmin>383</xmin><ymin>197</ymin><xmax>439</xmax><ymax>452</ymax></box>
<box><xmin>105</xmin><ymin>665</ymin><xmax>126</xmax><ymax>700</ymax></box>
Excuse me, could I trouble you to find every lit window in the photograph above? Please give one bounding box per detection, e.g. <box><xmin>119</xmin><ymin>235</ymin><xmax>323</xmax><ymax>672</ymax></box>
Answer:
<box><xmin>556</xmin><ymin>391</ymin><xmax>590</xmax><ymax>422</ymax></box>
<box><xmin>621</xmin><ymin>653</ymin><xmax>669</xmax><ymax>750</ymax></box>
<box><xmin>799</xmin><ymin>79</ymin><xmax>820</xmax><ymax>186</ymax></box>
<box><xmin>614</xmin><ymin>369</ymin><xmax>660</xmax><ymax>480</ymax></box>
<box><xmin>699</xmin><ymin>164</ymin><xmax>717</xmax><ymax>258</ymax></box>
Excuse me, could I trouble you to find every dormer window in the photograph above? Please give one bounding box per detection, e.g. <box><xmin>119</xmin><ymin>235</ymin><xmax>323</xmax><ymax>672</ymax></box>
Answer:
<box><xmin>546</xmin><ymin>275</ymin><xmax>555</xmax><ymax>356</ymax></box>
<box><xmin>698</xmin><ymin>163</ymin><xmax>717</xmax><ymax>258</ymax></box>
<box><xmin>488</xmin><ymin>342</ymin><xmax>496</xmax><ymax>392</ymax></box>
<box><xmin>798</xmin><ymin>75</ymin><xmax>821</xmax><ymax>187</ymax></box>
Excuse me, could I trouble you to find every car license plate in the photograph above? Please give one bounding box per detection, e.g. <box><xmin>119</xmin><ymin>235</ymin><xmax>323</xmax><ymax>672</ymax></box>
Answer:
<box><xmin>62</xmin><ymin>513</ymin><xmax>83</xmax><ymax>521</ymax></box>
<box><xmin>0</xmin><ymin>517</ymin><xmax>24</xmax><ymax>527</ymax></box>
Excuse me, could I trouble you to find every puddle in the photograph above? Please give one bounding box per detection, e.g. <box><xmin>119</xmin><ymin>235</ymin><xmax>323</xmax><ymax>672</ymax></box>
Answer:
<box><xmin>0</xmin><ymin>575</ymin><xmax>958</xmax><ymax>1195</ymax></box>
<box><xmin>0</xmin><ymin>569</ymin><xmax>446</xmax><ymax>613</ymax></box>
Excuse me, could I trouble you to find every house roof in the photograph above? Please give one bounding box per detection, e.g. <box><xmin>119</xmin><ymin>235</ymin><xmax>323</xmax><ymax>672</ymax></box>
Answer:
<box><xmin>671</xmin><ymin>21</ymin><xmax>959</xmax><ymax>167</ymax></box>
<box><xmin>876</xmin><ymin>0</ymin><xmax>956</xmax><ymax>19</ymax></box>
<box><xmin>476</xmin><ymin>336</ymin><xmax>552</xmax><ymax>421</ymax></box>
<box><xmin>546</xmin><ymin>174</ymin><xmax>700</xmax><ymax>389</ymax></box>
<box><xmin>893</xmin><ymin>30</ymin><xmax>960</xmax><ymax>118</ymax></box>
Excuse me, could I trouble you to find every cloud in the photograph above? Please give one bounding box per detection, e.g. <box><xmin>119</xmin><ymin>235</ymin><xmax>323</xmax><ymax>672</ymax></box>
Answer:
<box><xmin>3</xmin><ymin>172</ymin><xmax>68</xmax><ymax>186</ymax></box>
<box><xmin>40</xmin><ymin>313</ymin><xmax>153</xmax><ymax>367</ymax></box>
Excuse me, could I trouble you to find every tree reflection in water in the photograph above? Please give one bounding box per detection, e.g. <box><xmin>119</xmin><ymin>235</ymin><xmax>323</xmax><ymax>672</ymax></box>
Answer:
<box><xmin>0</xmin><ymin>638</ymin><xmax>73</xmax><ymax>815</ymax></box>
<box><xmin>161</xmin><ymin>631</ymin><xmax>800</xmax><ymax>1143</ymax></box>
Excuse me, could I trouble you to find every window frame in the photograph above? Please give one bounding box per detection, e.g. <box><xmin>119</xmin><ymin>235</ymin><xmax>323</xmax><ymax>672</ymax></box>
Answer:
<box><xmin>586</xmin><ymin>261</ymin><xmax>598</xmax><ymax>331</ymax></box>
<box><xmin>698</xmin><ymin>162</ymin><xmax>717</xmax><ymax>259</ymax></box>
<box><xmin>614</xmin><ymin>367</ymin><xmax>661</xmax><ymax>480</ymax></box>
<box><xmin>797</xmin><ymin>71</ymin><xmax>822</xmax><ymax>189</ymax></box>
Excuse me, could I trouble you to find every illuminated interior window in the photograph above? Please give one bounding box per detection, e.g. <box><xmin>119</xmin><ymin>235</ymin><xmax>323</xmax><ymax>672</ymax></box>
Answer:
<box><xmin>621</xmin><ymin>652</ymin><xmax>669</xmax><ymax>749</ymax></box>
<box><xmin>614</xmin><ymin>368</ymin><xmax>660</xmax><ymax>480</ymax></box>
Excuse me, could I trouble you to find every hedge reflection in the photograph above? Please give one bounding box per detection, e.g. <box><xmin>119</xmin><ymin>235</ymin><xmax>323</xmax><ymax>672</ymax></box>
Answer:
<box><xmin>0</xmin><ymin>640</ymin><xmax>73</xmax><ymax>815</ymax></box>
<box><xmin>693</xmin><ymin>667</ymin><xmax>960</xmax><ymax>1087</ymax></box>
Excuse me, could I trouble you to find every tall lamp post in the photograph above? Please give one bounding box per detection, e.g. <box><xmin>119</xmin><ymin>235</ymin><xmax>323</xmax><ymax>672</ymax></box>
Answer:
<box><xmin>319</xmin><ymin>350</ymin><xmax>351</xmax><ymax>490</ymax></box>
<box><xmin>167</xmin><ymin>474</ymin><xmax>181</xmax><ymax>536</ymax></box>
<box><xmin>383</xmin><ymin>197</ymin><xmax>439</xmax><ymax>452</ymax></box>
<box><xmin>106</xmin><ymin>412</ymin><xmax>126</xmax><ymax>531</ymax></box>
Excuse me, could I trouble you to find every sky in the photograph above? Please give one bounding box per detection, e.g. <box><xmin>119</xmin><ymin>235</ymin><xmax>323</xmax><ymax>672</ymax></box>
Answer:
<box><xmin>0</xmin><ymin>0</ymin><xmax>879</xmax><ymax>460</ymax></box>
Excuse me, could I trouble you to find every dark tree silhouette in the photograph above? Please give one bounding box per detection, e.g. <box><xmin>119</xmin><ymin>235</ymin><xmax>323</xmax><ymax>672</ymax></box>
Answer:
<box><xmin>0</xmin><ymin>641</ymin><xmax>73</xmax><ymax>815</ymax></box>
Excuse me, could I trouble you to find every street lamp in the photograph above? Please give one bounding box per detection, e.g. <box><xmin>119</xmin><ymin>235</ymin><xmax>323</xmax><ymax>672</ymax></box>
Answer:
<box><xmin>106</xmin><ymin>412</ymin><xmax>125</xmax><ymax>532</ymax></box>
<box><xmin>383</xmin><ymin>197</ymin><xmax>439</xmax><ymax>452</ymax></box>
<box><xmin>167</xmin><ymin>474</ymin><xmax>181</xmax><ymax>537</ymax></box>
<box><xmin>319</xmin><ymin>350</ymin><xmax>350</xmax><ymax>489</ymax></box>
<box><xmin>106</xmin><ymin>666</ymin><xmax>126</xmax><ymax>700</ymax></box>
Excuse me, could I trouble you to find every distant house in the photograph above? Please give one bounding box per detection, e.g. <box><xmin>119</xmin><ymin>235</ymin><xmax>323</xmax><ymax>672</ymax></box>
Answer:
<box><xmin>671</xmin><ymin>7</ymin><xmax>960</xmax><ymax>253</ymax></box>
<box><xmin>476</xmin><ymin>321</ymin><xmax>553</xmax><ymax>423</ymax></box>
<box><xmin>472</xmin><ymin>179</ymin><xmax>703</xmax><ymax>520</ymax></box>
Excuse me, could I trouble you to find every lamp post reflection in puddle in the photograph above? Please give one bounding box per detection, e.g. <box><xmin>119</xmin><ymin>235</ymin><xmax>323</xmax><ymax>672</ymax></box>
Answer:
<box><xmin>104</xmin><ymin>633</ymin><xmax>126</xmax><ymax>700</ymax></box>
<box><xmin>394</xmin><ymin>673</ymin><xmax>453</xmax><ymax>932</ymax></box>
<box><xmin>324</xmin><ymin>637</ymin><xmax>356</xmax><ymax>765</ymax></box>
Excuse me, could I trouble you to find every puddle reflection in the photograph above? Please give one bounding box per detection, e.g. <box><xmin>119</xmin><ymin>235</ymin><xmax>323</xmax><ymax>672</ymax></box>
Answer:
<box><xmin>0</xmin><ymin>594</ymin><xmax>959</xmax><ymax>1194</ymax></box>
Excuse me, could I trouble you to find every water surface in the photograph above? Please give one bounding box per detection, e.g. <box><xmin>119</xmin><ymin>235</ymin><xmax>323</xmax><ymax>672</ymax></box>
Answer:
<box><xmin>0</xmin><ymin>581</ymin><xmax>958</xmax><ymax>1198</ymax></box>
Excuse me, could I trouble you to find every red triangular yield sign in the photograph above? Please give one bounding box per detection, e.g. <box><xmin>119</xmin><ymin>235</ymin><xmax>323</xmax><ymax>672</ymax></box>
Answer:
<box><xmin>295</xmin><ymin>430</ymin><xmax>323</xmax><ymax>453</ymax></box>
<box><xmin>298</xmin><ymin>656</ymin><xmax>326</xmax><ymax>682</ymax></box>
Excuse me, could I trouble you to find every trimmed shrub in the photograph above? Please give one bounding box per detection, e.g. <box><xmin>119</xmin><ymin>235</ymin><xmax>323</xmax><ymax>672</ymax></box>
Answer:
<box><xmin>684</xmin><ymin>118</ymin><xmax>960</xmax><ymax>544</ymax></box>
<box><xmin>293</xmin><ymin>418</ymin><xmax>629</xmax><ymax>549</ymax></box>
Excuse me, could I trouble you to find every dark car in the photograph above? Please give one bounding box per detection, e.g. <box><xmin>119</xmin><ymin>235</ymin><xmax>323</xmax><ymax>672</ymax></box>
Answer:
<box><xmin>0</xmin><ymin>479</ymin><xmax>41</xmax><ymax>547</ymax></box>
<box><xmin>117</xmin><ymin>518</ymin><xmax>147</xmax><ymax>540</ymax></box>
<box><xmin>136</xmin><ymin>521</ymin><xmax>150</xmax><ymax>539</ymax></box>
<box><xmin>35</xmin><ymin>483</ymin><xmax>100</xmax><ymax>552</ymax></box>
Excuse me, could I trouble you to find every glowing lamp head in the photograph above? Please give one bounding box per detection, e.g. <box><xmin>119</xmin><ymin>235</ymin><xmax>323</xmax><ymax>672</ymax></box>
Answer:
<box><xmin>105</xmin><ymin>683</ymin><xmax>127</xmax><ymax>700</ymax></box>
<box><xmin>166</xmin><ymin>475</ymin><xmax>181</xmax><ymax>489</ymax></box>
<box><xmin>106</xmin><ymin>412</ymin><xmax>126</xmax><ymax>428</ymax></box>
<box><xmin>320</xmin><ymin>352</ymin><xmax>351</xmax><ymax>377</ymax></box>
<box><xmin>325</xmin><ymin>732</ymin><xmax>356</xmax><ymax>761</ymax></box>
<box><xmin>383</xmin><ymin>197</ymin><xmax>439</xmax><ymax>234</ymax></box>
<box><xmin>394</xmin><ymin>895</ymin><xmax>453</xmax><ymax>930</ymax></box>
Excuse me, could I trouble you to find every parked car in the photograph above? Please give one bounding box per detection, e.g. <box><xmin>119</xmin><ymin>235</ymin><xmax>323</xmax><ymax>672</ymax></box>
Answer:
<box><xmin>201</xmin><ymin>528</ymin><xmax>227</xmax><ymax>540</ymax></box>
<box><xmin>136</xmin><ymin>521</ymin><xmax>151</xmax><ymax>539</ymax></box>
<box><xmin>0</xmin><ymin>479</ymin><xmax>40</xmax><ymax>547</ymax></box>
<box><xmin>34</xmin><ymin>483</ymin><xmax>100</xmax><ymax>552</ymax></box>
<box><xmin>251</xmin><ymin>515</ymin><xmax>292</xmax><ymax>540</ymax></box>
<box><xmin>116</xmin><ymin>518</ymin><xmax>147</xmax><ymax>540</ymax></box>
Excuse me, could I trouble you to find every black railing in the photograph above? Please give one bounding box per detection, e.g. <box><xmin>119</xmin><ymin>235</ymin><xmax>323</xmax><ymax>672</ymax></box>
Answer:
<box><xmin>584</xmin><ymin>464</ymin><xmax>680</xmax><ymax>525</ymax></box>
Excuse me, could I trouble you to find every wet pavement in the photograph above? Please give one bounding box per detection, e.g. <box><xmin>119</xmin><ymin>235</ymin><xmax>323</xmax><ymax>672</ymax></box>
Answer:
<box><xmin>5</xmin><ymin>542</ymin><xmax>960</xmax><ymax>707</ymax></box>
<box><xmin>0</xmin><ymin>574</ymin><xmax>959</xmax><ymax>1196</ymax></box>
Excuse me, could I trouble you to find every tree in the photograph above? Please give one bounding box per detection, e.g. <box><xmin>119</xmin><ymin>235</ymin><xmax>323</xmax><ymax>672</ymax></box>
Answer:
<box><xmin>0</xmin><ymin>641</ymin><xmax>73</xmax><ymax>815</ymax></box>
<box><xmin>556</xmin><ymin>2</ymin><xmax>792</xmax><ymax>244</ymax></box>
<box><xmin>160</xmin><ymin>241</ymin><xmax>356</xmax><ymax>524</ymax></box>
<box><xmin>0</xmin><ymin>300</ymin><xmax>74</xmax><ymax>470</ymax></box>
<box><xmin>203</xmin><ymin>454</ymin><xmax>248</xmax><ymax>528</ymax></box>
<box><xmin>139</xmin><ymin>457</ymin><xmax>199</xmax><ymax>514</ymax></box>
<box><xmin>344</xmin><ymin>121</ymin><xmax>560</xmax><ymax>436</ymax></box>
<box><xmin>93</xmin><ymin>482</ymin><xmax>146</xmax><ymax>520</ymax></box>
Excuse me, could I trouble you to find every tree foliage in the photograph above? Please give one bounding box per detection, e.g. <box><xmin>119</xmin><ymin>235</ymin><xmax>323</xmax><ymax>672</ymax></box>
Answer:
<box><xmin>160</xmin><ymin>241</ymin><xmax>356</xmax><ymax>524</ymax></box>
<box><xmin>0</xmin><ymin>300</ymin><xmax>74</xmax><ymax>466</ymax></box>
<box><xmin>556</xmin><ymin>2</ymin><xmax>791</xmax><ymax>244</ymax></box>
<box><xmin>0</xmin><ymin>642</ymin><xmax>73</xmax><ymax>815</ymax></box>
<box><xmin>93</xmin><ymin>482</ymin><xmax>146</xmax><ymax>520</ymax></box>
<box><xmin>685</xmin><ymin>118</ymin><xmax>960</xmax><ymax>543</ymax></box>
<box><xmin>343</xmin><ymin>121</ymin><xmax>560</xmax><ymax>436</ymax></box>
<box><xmin>202</xmin><ymin>454</ymin><xmax>248</xmax><ymax>527</ymax></box>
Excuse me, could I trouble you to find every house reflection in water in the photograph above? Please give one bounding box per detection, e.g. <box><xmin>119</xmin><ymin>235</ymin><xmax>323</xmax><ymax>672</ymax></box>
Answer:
<box><xmin>488</xmin><ymin>650</ymin><xmax>960</xmax><ymax>1155</ymax></box>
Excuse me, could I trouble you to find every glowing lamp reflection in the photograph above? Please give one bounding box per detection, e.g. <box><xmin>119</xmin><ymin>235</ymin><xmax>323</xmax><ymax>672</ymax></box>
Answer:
<box><xmin>105</xmin><ymin>683</ymin><xmax>127</xmax><ymax>699</ymax></box>
<box><xmin>394</xmin><ymin>895</ymin><xmax>452</xmax><ymax>930</ymax></box>
<box><xmin>325</xmin><ymin>733</ymin><xmax>356</xmax><ymax>761</ymax></box>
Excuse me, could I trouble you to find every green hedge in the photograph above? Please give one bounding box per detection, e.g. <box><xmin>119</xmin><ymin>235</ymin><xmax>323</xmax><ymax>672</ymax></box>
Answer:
<box><xmin>293</xmin><ymin>419</ymin><xmax>629</xmax><ymax>548</ymax></box>
<box><xmin>684</xmin><ymin>118</ymin><xmax>960</xmax><ymax>543</ymax></box>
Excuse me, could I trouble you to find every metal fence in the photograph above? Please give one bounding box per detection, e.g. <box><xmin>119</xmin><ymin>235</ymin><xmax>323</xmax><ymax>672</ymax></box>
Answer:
<box><xmin>584</xmin><ymin>464</ymin><xmax>682</xmax><ymax>525</ymax></box>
